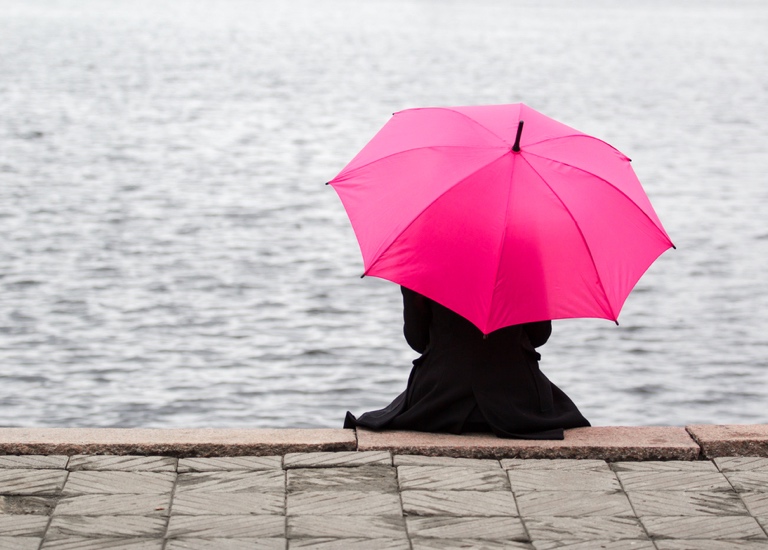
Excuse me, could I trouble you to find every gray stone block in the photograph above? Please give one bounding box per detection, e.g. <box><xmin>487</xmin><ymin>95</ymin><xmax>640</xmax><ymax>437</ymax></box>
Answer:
<box><xmin>0</xmin><ymin>515</ymin><xmax>49</xmax><ymax>536</ymax></box>
<box><xmin>0</xmin><ymin>537</ymin><xmax>41</xmax><ymax>550</ymax></box>
<box><xmin>167</xmin><ymin>514</ymin><xmax>285</xmax><ymax>538</ymax></box>
<box><xmin>166</xmin><ymin>538</ymin><xmax>285</xmax><ymax>549</ymax></box>
<box><xmin>395</xmin><ymin>456</ymin><xmax>501</xmax><ymax>469</ymax></box>
<box><xmin>0</xmin><ymin>456</ymin><xmax>68</xmax><ymax>470</ymax></box>
<box><xmin>287</xmin><ymin>490</ymin><xmax>402</xmax><ymax>516</ymax></box>
<box><xmin>62</xmin><ymin>471</ymin><xmax>175</xmax><ymax>495</ymax></box>
<box><xmin>655</xmin><ymin>542</ymin><xmax>768</xmax><ymax>550</ymax></box>
<box><xmin>284</xmin><ymin>451</ymin><xmax>392</xmax><ymax>469</ymax></box>
<box><xmin>171</xmin><ymin>491</ymin><xmax>283</xmax><ymax>515</ymax></box>
<box><xmin>0</xmin><ymin>468</ymin><xmax>68</xmax><ymax>495</ymax></box>
<box><xmin>641</xmin><ymin>516</ymin><xmax>767</xmax><ymax>540</ymax></box>
<box><xmin>413</xmin><ymin>540</ymin><xmax>533</xmax><ymax>549</ymax></box>
<box><xmin>398</xmin><ymin>465</ymin><xmax>509</xmax><ymax>491</ymax></box>
<box><xmin>402</xmin><ymin>490</ymin><xmax>517</xmax><ymax>517</ymax></box>
<box><xmin>176</xmin><ymin>471</ymin><xmax>284</xmax><ymax>493</ymax></box>
<box><xmin>615</xmin><ymin>471</ymin><xmax>733</xmax><ymax>492</ymax></box>
<box><xmin>289</xmin><ymin>538</ymin><xmax>409</xmax><ymax>549</ymax></box>
<box><xmin>46</xmin><ymin>516</ymin><xmax>167</xmax><ymax>539</ymax></box>
<box><xmin>524</xmin><ymin>517</ymin><xmax>647</xmax><ymax>541</ymax></box>
<box><xmin>516</xmin><ymin>491</ymin><xmax>634</xmax><ymax>517</ymax></box>
<box><xmin>722</xmin><ymin>471</ymin><xmax>768</xmax><ymax>492</ymax></box>
<box><xmin>714</xmin><ymin>457</ymin><xmax>768</xmax><ymax>472</ymax></box>
<box><xmin>178</xmin><ymin>456</ymin><xmax>282</xmax><ymax>473</ymax></box>
<box><xmin>611</xmin><ymin>460</ymin><xmax>719</xmax><ymax>472</ymax></box>
<box><xmin>406</xmin><ymin>516</ymin><xmax>527</xmax><ymax>540</ymax></box>
<box><xmin>0</xmin><ymin>495</ymin><xmax>57</xmax><ymax>514</ymax></box>
<box><xmin>288</xmin><ymin>465</ymin><xmax>397</xmax><ymax>493</ymax></box>
<box><xmin>41</xmin><ymin>538</ymin><xmax>163</xmax><ymax>549</ymax></box>
<box><xmin>502</xmin><ymin>459</ymin><xmax>610</xmax><ymax>472</ymax></box>
<box><xmin>627</xmin><ymin>490</ymin><xmax>748</xmax><ymax>516</ymax></box>
<box><xmin>506</xmin><ymin>470</ymin><xmax>621</xmax><ymax>492</ymax></box>
<box><xmin>533</xmin><ymin>542</ymin><xmax>655</xmax><ymax>550</ymax></box>
<box><xmin>54</xmin><ymin>494</ymin><xmax>171</xmax><ymax>516</ymax></box>
<box><xmin>741</xmin><ymin>492</ymin><xmax>768</xmax><ymax>517</ymax></box>
<box><xmin>287</xmin><ymin>515</ymin><xmax>407</xmax><ymax>539</ymax></box>
<box><xmin>67</xmin><ymin>455</ymin><xmax>177</xmax><ymax>472</ymax></box>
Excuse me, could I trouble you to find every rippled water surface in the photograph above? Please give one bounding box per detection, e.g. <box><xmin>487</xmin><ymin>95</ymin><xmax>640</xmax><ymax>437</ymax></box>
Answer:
<box><xmin>1</xmin><ymin>0</ymin><xmax>767</xmax><ymax>428</ymax></box>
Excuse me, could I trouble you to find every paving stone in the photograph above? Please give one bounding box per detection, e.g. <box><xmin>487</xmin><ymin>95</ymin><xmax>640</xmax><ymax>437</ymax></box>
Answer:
<box><xmin>0</xmin><ymin>468</ymin><xmax>68</xmax><ymax>495</ymax></box>
<box><xmin>167</xmin><ymin>514</ymin><xmax>285</xmax><ymax>538</ymax></box>
<box><xmin>533</xmin><ymin>542</ymin><xmax>655</xmax><ymax>550</ymax></box>
<box><xmin>406</xmin><ymin>516</ymin><xmax>527</xmax><ymax>540</ymax></box>
<box><xmin>506</xmin><ymin>470</ymin><xmax>621</xmax><ymax>492</ymax></box>
<box><xmin>722</xmin><ymin>471</ymin><xmax>768</xmax><ymax>492</ymax></box>
<box><xmin>0</xmin><ymin>536</ymin><xmax>41</xmax><ymax>550</ymax></box>
<box><xmin>627</xmin><ymin>490</ymin><xmax>749</xmax><ymax>516</ymax></box>
<box><xmin>46</xmin><ymin>516</ymin><xmax>166</xmax><ymax>538</ymax></box>
<box><xmin>284</xmin><ymin>451</ymin><xmax>392</xmax><ymax>468</ymax></box>
<box><xmin>611</xmin><ymin>460</ymin><xmax>719</xmax><ymax>472</ymax></box>
<box><xmin>413</xmin><ymin>540</ymin><xmax>533</xmax><ymax>549</ymax></box>
<box><xmin>62</xmin><ymin>471</ymin><xmax>175</xmax><ymax>495</ymax></box>
<box><xmin>40</xmin><ymin>538</ymin><xmax>163</xmax><ymax>549</ymax></box>
<box><xmin>54</xmin><ymin>493</ymin><xmax>171</xmax><ymax>516</ymax></box>
<box><xmin>288</xmin><ymin>466</ymin><xmax>397</xmax><ymax>492</ymax></box>
<box><xmin>524</xmin><ymin>517</ymin><xmax>647</xmax><ymax>540</ymax></box>
<box><xmin>0</xmin><ymin>494</ymin><xmax>57</xmax><ymax>514</ymax></box>
<box><xmin>289</xmin><ymin>538</ymin><xmax>410</xmax><ymax>549</ymax></box>
<box><xmin>0</xmin><ymin>514</ymin><xmax>49</xmax><ymax>535</ymax></box>
<box><xmin>171</xmin><ymin>491</ymin><xmax>283</xmax><ymax>515</ymax></box>
<box><xmin>395</xmin><ymin>455</ymin><xmax>501</xmax><ymax>469</ymax></box>
<box><xmin>402</xmin><ymin>490</ymin><xmax>517</xmax><ymax>517</ymax></box>
<box><xmin>515</xmin><ymin>491</ymin><xmax>634</xmax><ymax>517</ymax></box>
<box><xmin>176</xmin><ymin>471</ymin><xmax>284</xmax><ymax>493</ymax></box>
<box><xmin>502</xmin><ymin>459</ymin><xmax>610</xmax><ymax>472</ymax></box>
<box><xmin>166</xmin><ymin>538</ymin><xmax>285</xmax><ymax>549</ymax></box>
<box><xmin>641</xmin><ymin>516</ymin><xmax>767</xmax><ymax>539</ymax></box>
<box><xmin>288</xmin><ymin>490</ymin><xmax>401</xmax><ymax>516</ymax></box>
<box><xmin>615</xmin><ymin>470</ymin><xmax>733</xmax><ymax>492</ymax></box>
<box><xmin>399</xmin><ymin>465</ymin><xmax>509</xmax><ymax>491</ymax></box>
<box><xmin>287</xmin><ymin>515</ymin><xmax>407</xmax><ymax>539</ymax></box>
<box><xmin>687</xmin><ymin>424</ymin><xmax>768</xmax><ymax>458</ymax></box>
<box><xmin>741</xmin><ymin>492</ymin><xmax>768</xmax><ymax>517</ymax></box>
<box><xmin>177</xmin><ymin>456</ymin><xmax>282</xmax><ymax>473</ymax></box>
<box><xmin>714</xmin><ymin>457</ymin><xmax>768</xmax><ymax>472</ymax></box>
<box><xmin>0</xmin><ymin>456</ymin><xmax>68</xmax><ymax>469</ymax></box>
<box><xmin>655</xmin><ymin>542</ymin><xmax>768</xmax><ymax>550</ymax></box>
<box><xmin>67</xmin><ymin>455</ymin><xmax>176</xmax><ymax>472</ymax></box>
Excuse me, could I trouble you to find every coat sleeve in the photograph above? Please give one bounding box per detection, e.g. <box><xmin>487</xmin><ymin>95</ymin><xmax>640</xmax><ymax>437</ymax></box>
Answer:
<box><xmin>402</xmin><ymin>286</ymin><xmax>431</xmax><ymax>353</ymax></box>
<box><xmin>522</xmin><ymin>321</ymin><xmax>552</xmax><ymax>348</ymax></box>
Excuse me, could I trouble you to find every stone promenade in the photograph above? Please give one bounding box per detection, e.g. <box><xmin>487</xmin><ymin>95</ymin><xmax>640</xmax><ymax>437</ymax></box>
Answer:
<box><xmin>0</xmin><ymin>425</ymin><xmax>766</xmax><ymax>549</ymax></box>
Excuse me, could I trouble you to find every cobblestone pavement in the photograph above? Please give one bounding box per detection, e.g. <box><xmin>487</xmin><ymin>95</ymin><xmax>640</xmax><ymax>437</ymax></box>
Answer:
<box><xmin>1</xmin><ymin>452</ymin><xmax>767</xmax><ymax>549</ymax></box>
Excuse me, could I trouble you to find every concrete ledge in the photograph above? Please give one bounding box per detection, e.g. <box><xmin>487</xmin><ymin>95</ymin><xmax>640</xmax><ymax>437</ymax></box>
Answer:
<box><xmin>687</xmin><ymin>424</ymin><xmax>768</xmax><ymax>458</ymax></box>
<box><xmin>356</xmin><ymin>426</ymin><xmax>701</xmax><ymax>461</ymax></box>
<box><xmin>0</xmin><ymin>428</ymin><xmax>356</xmax><ymax>457</ymax></box>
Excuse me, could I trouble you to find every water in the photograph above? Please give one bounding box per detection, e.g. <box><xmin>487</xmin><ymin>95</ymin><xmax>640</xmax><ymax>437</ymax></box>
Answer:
<box><xmin>1</xmin><ymin>0</ymin><xmax>766</xmax><ymax>428</ymax></box>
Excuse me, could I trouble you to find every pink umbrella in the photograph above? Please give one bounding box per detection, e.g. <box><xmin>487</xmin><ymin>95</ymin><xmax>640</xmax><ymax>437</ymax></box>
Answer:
<box><xmin>328</xmin><ymin>103</ymin><xmax>674</xmax><ymax>334</ymax></box>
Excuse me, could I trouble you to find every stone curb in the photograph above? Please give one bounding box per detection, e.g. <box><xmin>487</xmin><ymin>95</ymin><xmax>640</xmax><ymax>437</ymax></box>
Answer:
<box><xmin>0</xmin><ymin>425</ymin><xmax>765</xmax><ymax>460</ymax></box>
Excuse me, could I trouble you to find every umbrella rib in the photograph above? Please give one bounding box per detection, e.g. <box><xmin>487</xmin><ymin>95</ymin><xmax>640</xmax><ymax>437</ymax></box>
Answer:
<box><xmin>332</xmin><ymin>145</ymin><xmax>506</xmax><ymax>183</ymax></box>
<box><xmin>364</xmin><ymin>151</ymin><xmax>511</xmax><ymax>275</ymax></box>
<box><xmin>518</xmin><ymin>155</ymin><xmax>618</xmax><ymax>322</ymax></box>
<box><xmin>525</xmin><ymin>133</ymin><xmax>630</xmax><ymax>159</ymax></box>
<box><xmin>407</xmin><ymin>107</ymin><xmax>512</xmax><ymax>145</ymax></box>
<box><xmin>523</xmin><ymin>150</ymin><xmax>674</xmax><ymax>244</ymax></box>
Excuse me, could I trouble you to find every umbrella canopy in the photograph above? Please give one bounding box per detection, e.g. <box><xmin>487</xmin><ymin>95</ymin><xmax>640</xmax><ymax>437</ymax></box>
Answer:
<box><xmin>328</xmin><ymin>103</ymin><xmax>674</xmax><ymax>334</ymax></box>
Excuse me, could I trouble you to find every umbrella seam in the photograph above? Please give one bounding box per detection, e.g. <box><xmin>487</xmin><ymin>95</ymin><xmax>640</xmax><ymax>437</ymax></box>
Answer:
<box><xmin>330</xmin><ymin>145</ymin><xmax>508</xmax><ymax>184</ymax></box>
<box><xmin>363</xmin><ymin>150</ymin><xmax>512</xmax><ymax>276</ymax></box>
<box><xmin>398</xmin><ymin>106</ymin><xmax>516</xmax><ymax>146</ymax></box>
<box><xmin>525</xmin><ymin>133</ymin><xmax>631</xmax><ymax>159</ymax></box>
<box><xmin>522</xmin><ymin>150</ymin><xmax>674</xmax><ymax>244</ymax></box>
<box><xmin>518</xmin><ymin>154</ymin><xmax>618</xmax><ymax>322</ymax></box>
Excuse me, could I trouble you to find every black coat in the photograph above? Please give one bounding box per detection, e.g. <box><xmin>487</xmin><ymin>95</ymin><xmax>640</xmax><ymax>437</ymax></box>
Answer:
<box><xmin>344</xmin><ymin>287</ymin><xmax>590</xmax><ymax>440</ymax></box>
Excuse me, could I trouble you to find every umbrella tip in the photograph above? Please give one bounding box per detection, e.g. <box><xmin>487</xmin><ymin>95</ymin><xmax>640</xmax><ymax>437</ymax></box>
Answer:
<box><xmin>512</xmin><ymin>120</ymin><xmax>525</xmax><ymax>152</ymax></box>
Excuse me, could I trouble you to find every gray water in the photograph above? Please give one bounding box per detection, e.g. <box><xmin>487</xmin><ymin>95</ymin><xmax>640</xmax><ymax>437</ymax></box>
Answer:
<box><xmin>1</xmin><ymin>0</ymin><xmax>766</xmax><ymax>429</ymax></box>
